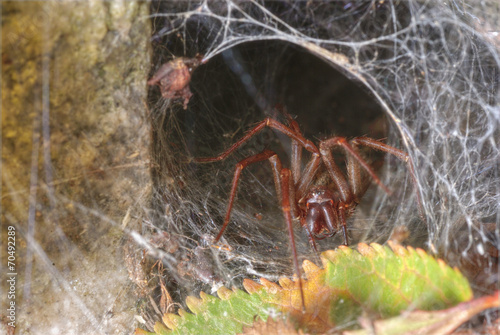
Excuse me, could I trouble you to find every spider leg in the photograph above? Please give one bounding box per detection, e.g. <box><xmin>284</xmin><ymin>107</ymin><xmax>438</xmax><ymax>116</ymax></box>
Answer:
<box><xmin>274</xmin><ymin>105</ymin><xmax>319</xmax><ymax>198</ymax></box>
<box><xmin>338</xmin><ymin>204</ymin><xmax>349</xmax><ymax>246</ymax></box>
<box><xmin>269</xmin><ymin>154</ymin><xmax>283</xmax><ymax>203</ymax></box>
<box><xmin>214</xmin><ymin>149</ymin><xmax>282</xmax><ymax>242</ymax></box>
<box><xmin>196</xmin><ymin>118</ymin><xmax>318</xmax><ymax>163</ymax></box>
<box><xmin>275</xmin><ymin>104</ymin><xmax>303</xmax><ymax>183</ymax></box>
<box><xmin>319</xmin><ymin>140</ymin><xmax>354</xmax><ymax>203</ymax></box>
<box><xmin>345</xmin><ymin>143</ymin><xmax>366</xmax><ymax>200</ymax></box>
<box><xmin>281</xmin><ymin>168</ymin><xmax>306</xmax><ymax>312</ymax></box>
<box><xmin>320</xmin><ymin>137</ymin><xmax>391</xmax><ymax>203</ymax></box>
<box><xmin>302</xmin><ymin>220</ymin><xmax>323</xmax><ymax>274</ymax></box>
<box><xmin>352</xmin><ymin>137</ymin><xmax>408</xmax><ymax>161</ymax></box>
<box><xmin>351</xmin><ymin>137</ymin><xmax>424</xmax><ymax>217</ymax></box>
<box><xmin>295</xmin><ymin>153</ymin><xmax>321</xmax><ymax>200</ymax></box>
<box><xmin>290</xmin><ymin>125</ymin><xmax>302</xmax><ymax>184</ymax></box>
<box><xmin>302</xmin><ymin>222</ymin><xmax>319</xmax><ymax>253</ymax></box>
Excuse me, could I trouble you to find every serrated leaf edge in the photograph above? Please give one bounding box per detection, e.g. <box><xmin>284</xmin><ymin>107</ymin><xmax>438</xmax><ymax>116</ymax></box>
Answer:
<box><xmin>144</xmin><ymin>241</ymin><xmax>471</xmax><ymax>334</ymax></box>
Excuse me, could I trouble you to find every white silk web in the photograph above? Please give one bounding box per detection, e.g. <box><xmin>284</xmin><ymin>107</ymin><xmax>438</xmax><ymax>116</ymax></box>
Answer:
<box><xmin>146</xmin><ymin>0</ymin><xmax>499</xmax><ymax>328</ymax></box>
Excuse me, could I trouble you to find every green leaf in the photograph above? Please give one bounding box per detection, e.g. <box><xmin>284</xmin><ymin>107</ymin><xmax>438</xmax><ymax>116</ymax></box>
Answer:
<box><xmin>152</xmin><ymin>288</ymin><xmax>276</xmax><ymax>335</ymax></box>
<box><xmin>324</xmin><ymin>242</ymin><xmax>473</xmax><ymax>325</ymax></box>
<box><xmin>135</xmin><ymin>242</ymin><xmax>474</xmax><ymax>335</ymax></box>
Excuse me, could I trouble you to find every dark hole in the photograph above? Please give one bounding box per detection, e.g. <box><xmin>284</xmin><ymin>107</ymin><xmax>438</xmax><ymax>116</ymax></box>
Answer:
<box><xmin>147</xmin><ymin>40</ymin><xmax>390</xmax><ymax>311</ymax></box>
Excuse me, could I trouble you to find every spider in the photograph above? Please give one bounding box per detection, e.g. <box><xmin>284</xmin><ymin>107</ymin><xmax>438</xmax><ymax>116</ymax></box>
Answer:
<box><xmin>195</xmin><ymin>106</ymin><xmax>418</xmax><ymax>309</ymax></box>
<box><xmin>147</xmin><ymin>56</ymin><xmax>202</xmax><ymax>109</ymax></box>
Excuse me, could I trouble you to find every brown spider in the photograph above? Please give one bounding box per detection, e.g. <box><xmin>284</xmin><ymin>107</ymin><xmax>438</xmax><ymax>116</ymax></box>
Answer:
<box><xmin>195</xmin><ymin>106</ymin><xmax>418</xmax><ymax>309</ymax></box>
<box><xmin>147</xmin><ymin>56</ymin><xmax>202</xmax><ymax>109</ymax></box>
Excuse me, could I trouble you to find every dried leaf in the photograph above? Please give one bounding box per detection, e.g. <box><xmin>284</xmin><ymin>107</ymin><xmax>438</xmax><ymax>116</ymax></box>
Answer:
<box><xmin>344</xmin><ymin>291</ymin><xmax>499</xmax><ymax>335</ymax></box>
<box><xmin>239</xmin><ymin>317</ymin><xmax>308</xmax><ymax>335</ymax></box>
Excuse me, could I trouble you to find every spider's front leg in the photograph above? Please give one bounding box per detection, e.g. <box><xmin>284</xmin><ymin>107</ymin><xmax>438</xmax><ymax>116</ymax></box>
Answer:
<box><xmin>351</xmin><ymin>137</ymin><xmax>423</xmax><ymax>216</ymax></box>
<box><xmin>302</xmin><ymin>223</ymin><xmax>320</xmax><ymax>253</ymax></box>
<box><xmin>205</xmin><ymin>147</ymin><xmax>307</xmax><ymax>310</ymax></box>
<box><xmin>280</xmin><ymin>168</ymin><xmax>306</xmax><ymax>311</ymax></box>
<box><xmin>195</xmin><ymin>118</ymin><xmax>318</xmax><ymax>164</ymax></box>
<box><xmin>319</xmin><ymin>137</ymin><xmax>391</xmax><ymax>203</ymax></box>
<box><xmin>213</xmin><ymin>149</ymin><xmax>283</xmax><ymax>242</ymax></box>
<box><xmin>194</xmin><ymin>116</ymin><xmax>317</xmax><ymax>241</ymax></box>
<box><xmin>317</xmin><ymin>137</ymin><xmax>393</xmax><ymax>246</ymax></box>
